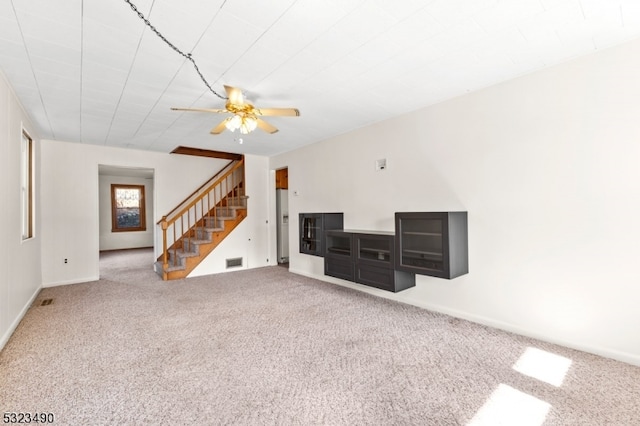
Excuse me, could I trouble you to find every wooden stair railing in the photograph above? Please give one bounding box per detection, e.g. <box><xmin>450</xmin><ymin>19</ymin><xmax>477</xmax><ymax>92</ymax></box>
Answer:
<box><xmin>156</xmin><ymin>157</ymin><xmax>247</xmax><ymax>280</ymax></box>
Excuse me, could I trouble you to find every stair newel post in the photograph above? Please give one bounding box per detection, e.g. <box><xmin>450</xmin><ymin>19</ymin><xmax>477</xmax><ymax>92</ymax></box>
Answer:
<box><xmin>161</xmin><ymin>216</ymin><xmax>169</xmax><ymax>273</ymax></box>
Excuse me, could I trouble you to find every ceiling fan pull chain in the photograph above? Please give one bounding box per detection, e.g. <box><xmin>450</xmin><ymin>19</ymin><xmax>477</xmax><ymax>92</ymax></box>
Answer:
<box><xmin>123</xmin><ymin>0</ymin><xmax>227</xmax><ymax>100</ymax></box>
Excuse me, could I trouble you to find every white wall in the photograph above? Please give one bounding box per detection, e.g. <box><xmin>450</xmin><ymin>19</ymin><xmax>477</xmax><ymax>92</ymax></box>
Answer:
<box><xmin>98</xmin><ymin>173</ymin><xmax>154</xmax><ymax>251</ymax></box>
<box><xmin>271</xmin><ymin>37</ymin><xmax>640</xmax><ymax>365</ymax></box>
<box><xmin>0</xmin><ymin>71</ymin><xmax>41</xmax><ymax>350</ymax></box>
<box><xmin>40</xmin><ymin>141</ymin><xmax>269</xmax><ymax>286</ymax></box>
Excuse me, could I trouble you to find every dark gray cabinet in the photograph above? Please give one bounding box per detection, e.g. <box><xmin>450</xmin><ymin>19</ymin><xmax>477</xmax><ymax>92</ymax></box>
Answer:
<box><xmin>324</xmin><ymin>230</ymin><xmax>354</xmax><ymax>281</ymax></box>
<box><xmin>325</xmin><ymin>230</ymin><xmax>415</xmax><ymax>292</ymax></box>
<box><xmin>299</xmin><ymin>213</ymin><xmax>343</xmax><ymax>257</ymax></box>
<box><xmin>355</xmin><ymin>232</ymin><xmax>415</xmax><ymax>292</ymax></box>
<box><xmin>395</xmin><ymin>212</ymin><xmax>468</xmax><ymax>279</ymax></box>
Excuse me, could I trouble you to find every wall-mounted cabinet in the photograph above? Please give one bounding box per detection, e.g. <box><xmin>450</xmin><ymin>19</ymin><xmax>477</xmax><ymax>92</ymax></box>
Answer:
<box><xmin>395</xmin><ymin>212</ymin><xmax>468</xmax><ymax>279</ymax></box>
<box><xmin>299</xmin><ymin>213</ymin><xmax>343</xmax><ymax>257</ymax></box>
<box><xmin>325</xmin><ymin>230</ymin><xmax>415</xmax><ymax>292</ymax></box>
<box><xmin>324</xmin><ymin>230</ymin><xmax>354</xmax><ymax>281</ymax></box>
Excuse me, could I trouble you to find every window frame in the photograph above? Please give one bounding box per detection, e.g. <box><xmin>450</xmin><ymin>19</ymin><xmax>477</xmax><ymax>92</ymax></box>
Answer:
<box><xmin>21</xmin><ymin>129</ymin><xmax>34</xmax><ymax>241</ymax></box>
<box><xmin>110</xmin><ymin>184</ymin><xmax>147</xmax><ymax>232</ymax></box>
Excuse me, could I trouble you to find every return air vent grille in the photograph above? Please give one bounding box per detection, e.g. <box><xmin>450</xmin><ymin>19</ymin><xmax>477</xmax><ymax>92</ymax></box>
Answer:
<box><xmin>226</xmin><ymin>257</ymin><xmax>243</xmax><ymax>268</ymax></box>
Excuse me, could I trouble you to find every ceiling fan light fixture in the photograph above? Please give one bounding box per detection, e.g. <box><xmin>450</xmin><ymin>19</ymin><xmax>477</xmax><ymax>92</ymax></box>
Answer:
<box><xmin>240</xmin><ymin>115</ymin><xmax>258</xmax><ymax>134</ymax></box>
<box><xmin>225</xmin><ymin>114</ymin><xmax>242</xmax><ymax>132</ymax></box>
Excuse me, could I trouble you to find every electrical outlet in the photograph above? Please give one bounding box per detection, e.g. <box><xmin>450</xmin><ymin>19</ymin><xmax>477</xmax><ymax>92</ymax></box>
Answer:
<box><xmin>64</xmin><ymin>258</ymin><xmax>68</xmax><ymax>264</ymax></box>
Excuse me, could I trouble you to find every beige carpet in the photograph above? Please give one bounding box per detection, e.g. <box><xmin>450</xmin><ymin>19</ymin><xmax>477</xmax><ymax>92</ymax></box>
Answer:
<box><xmin>1</xmin><ymin>248</ymin><xmax>639</xmax><ymax>425</ymax></box>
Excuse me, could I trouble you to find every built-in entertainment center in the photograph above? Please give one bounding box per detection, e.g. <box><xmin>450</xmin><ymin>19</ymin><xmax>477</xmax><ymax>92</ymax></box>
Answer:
<box><xmin>299</xmin><ymin>212</ymin><xmax>468</xmax><ymax>292</ymax></box>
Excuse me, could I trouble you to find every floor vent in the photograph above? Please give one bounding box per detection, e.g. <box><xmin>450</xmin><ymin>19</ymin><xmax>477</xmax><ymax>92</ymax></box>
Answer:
<box><xmin>40</xmin><ymin>299</ymin><xmax>53</xmax><ymax>306</ymax></box>
<box><xmin>226</xmin><ymin>257</ymin><xmax>243</xmax><ymax>268</ymax></box>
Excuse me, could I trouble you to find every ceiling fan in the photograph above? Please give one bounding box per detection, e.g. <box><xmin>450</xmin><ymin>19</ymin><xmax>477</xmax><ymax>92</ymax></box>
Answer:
<box><xmin>171</xmin><ymin>85</ymin><xmax>300</xmax><ymax>135</ymax></box>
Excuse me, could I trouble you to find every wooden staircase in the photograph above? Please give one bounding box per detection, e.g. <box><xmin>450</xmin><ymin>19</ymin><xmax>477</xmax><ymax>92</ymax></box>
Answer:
<box><xmin>156</xmin><ymin>157</ymin><xmax>247</xmax><ymax>280</ymax></box>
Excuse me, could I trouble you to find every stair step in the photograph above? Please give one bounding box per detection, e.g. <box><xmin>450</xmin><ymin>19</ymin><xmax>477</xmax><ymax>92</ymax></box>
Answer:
<box><xmin>155</xmin><ymin>260</ymin><xmax>185</xmax><ymax>273</ymax></box>
<box><xmin>203</xmin><ymin>216</ymin><xmax>235</xmax><ymax>227</ymax></box>
<box><xmin>173</xmin><ymin>248</ymin><xmax>199</xmax><ymax>258</ymax></box>
<box><xmin>185</xmin><ymin>239</ymin><xmax>212</xmax><ymax>246</ymax></box>
<box><xmin>215</xmin><ymin>207</ymin><xmax>239</xmax><ymax>216</ymax></box>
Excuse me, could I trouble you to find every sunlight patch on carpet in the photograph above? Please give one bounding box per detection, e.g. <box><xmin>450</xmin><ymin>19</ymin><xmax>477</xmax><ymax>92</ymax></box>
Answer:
<box><xmin>513</xmin><ymin>347</ymin><xmax>572</xmax><ymax>387</ymax></box>
<box><xmin>468</xmin><ymin>384</ymin><xmax>550</xmax><ymax>426</ymax></box>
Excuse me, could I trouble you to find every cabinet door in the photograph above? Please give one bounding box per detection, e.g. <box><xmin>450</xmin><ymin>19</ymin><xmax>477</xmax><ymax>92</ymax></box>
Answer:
<box><xmin>356</xmin><ymin>264</ymin><xmax>394</xmax><ymax>291</ymax></box>
<box><xmin>395</xmin><ymin>212</ymin><xmax>468</xmax><ymax>279</ymax></box>
<box><xmin>356</xmin><ymin>234</ymin><xmax>393</xmax><ymax>267</ymax></box>
<box><xmin>397</xmin><ymin>213</ymin><xmax>447</xmax><ymax>276</ymax></box>
<box><xmin>325</xmin><ymin>257</ymin><xmax>355</xmax><ymax>281</ymax></box>
<box><xmin>325</xmin><ymin>231</ymin><xmax>353</xmax><ymax>259</ymax></box>
<box><xmin>299</xmin><ymin>214</ymin><xmax>322</xmax><ymax>256</ymax></box>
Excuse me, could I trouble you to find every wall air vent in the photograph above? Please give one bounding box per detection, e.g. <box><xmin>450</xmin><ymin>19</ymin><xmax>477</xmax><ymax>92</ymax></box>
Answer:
<box><xmin>226</xmin><ymin>257</ymin><xmax>243</xmax><ymax>268</ymax></box>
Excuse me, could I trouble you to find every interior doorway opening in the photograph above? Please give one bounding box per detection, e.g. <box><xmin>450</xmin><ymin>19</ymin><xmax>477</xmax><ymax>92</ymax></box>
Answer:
<box><xmin>98</xmin><ymin>165</ymin><xmax>155</xmax><ymax>277</ymax></box>
<box><xmin>275</xmin><ymin>167</ymin><xmax>289</xmax><ymax>266</ymax></box>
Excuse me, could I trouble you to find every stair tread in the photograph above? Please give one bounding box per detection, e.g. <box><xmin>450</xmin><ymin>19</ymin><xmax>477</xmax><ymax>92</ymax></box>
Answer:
<box><xmin>165</xmin><ymin>264</ymin><xmax>186</xmax><ymax>272</ymax></box>
<box><xmin>186</xmin><ymin>239</ymin><xmax>213</xmax><ymax>245</ymax></box>
<box><xmin>175</xmin><ymin>250</ymin><xmax>199</xmax><ymax>258</ymax></box>
<box><xmin>196</xmin><ymin>225</ymin><xmax>224</xmax><ymax>231</ymax></box>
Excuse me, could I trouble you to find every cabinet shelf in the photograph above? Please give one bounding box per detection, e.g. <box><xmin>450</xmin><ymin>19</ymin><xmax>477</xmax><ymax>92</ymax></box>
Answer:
<box><xmin>402</xmin><ymin>231</ymin><xmax>442</xmax><ymax>237</ymax></box>
<box><xmin>402</xmin><ymin>249</ymin><xmax>443</xmax><ymax>257</ymax></box>
<box><xmin>360</xmin><ymin>248</ymin><xmax>391</xmax><ymax>254</ymax></box>
<box><xmin>327</xmin><ymin>247</ymin><xmax>351</xmax><ymax>255</ymax></box>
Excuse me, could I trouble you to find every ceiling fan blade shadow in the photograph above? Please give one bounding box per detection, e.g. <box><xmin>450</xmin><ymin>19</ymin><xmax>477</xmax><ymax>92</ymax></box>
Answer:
<box><xmin>256</xmin><ymin>118</ymin><xmax>279</xmax><ymax>134</ymax></box>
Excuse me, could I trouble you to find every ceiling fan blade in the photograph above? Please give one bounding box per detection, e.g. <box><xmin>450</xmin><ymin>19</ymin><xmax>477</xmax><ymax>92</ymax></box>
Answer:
<box><xmin>171</xmin><ymin>107</ymin><xmax>228</xmax><ymax>114</ymax></box>
<box><xmin>224</xmin><ymin>85</ymin><xmax>245</xmax><ymax>105</ymax></box>
<box><xmin>256</xmin><ymin>118</ymin><xmax>279</xmax><ymax>134</ymax></box>
<box><xmin>255</xmin><ymin>107</ymin><xmax>300</xmax><ymax>117</ymax></box>
<box><xmin>210</xmin><ymin>119</ymin><xmax>229</xmax><ymax>135</ymax></box>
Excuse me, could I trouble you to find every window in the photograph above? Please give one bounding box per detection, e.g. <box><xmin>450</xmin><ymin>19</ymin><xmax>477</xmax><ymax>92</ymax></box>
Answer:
<box><xmin>21</xmin><ymin>130</ymin><xmax>34</xmax><ymax>240</ymax></box>
<box><xmin>111</xmin><ymin>184</ymin><xmax>146</xmax><ymax>232</ymax></box>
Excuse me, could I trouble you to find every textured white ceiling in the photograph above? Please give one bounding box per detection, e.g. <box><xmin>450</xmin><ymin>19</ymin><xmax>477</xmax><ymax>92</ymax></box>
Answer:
<box><xmin>1</xmin><ymin>0</ymin><xmax>640</xmax><ymax>156</ymax></box>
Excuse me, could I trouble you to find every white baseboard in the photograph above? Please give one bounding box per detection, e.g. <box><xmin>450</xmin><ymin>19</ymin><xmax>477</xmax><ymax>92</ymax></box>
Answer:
<box><xmin>0</xmin><ymin>286</ymin><xmax>41</xmax><ymax>352</ymax></box>
<box><xmin>399</xmin><ymin>297</ymin><xmax>640</xmax><ymax>367</ymax></box>
<box><xmin>41</xmin><ymin>275</ymin><xmax>99</xmax><ymax>288</ymax></box>
<box><xmin>289</xmin><ymin>269</ymin><xmax>640</xmax><ymax>367</ymax></box>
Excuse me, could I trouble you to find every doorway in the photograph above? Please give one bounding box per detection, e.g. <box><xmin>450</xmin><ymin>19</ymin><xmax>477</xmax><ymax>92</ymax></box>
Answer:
<box><xmin>275</xmin><ymin>167</ymin><xmax>289</xmax><ymax>266</ymax></box>
<box><xmin>97</xmin><ymin>165</ymin><xmax>155</xmax><ymax>276</ymax></box>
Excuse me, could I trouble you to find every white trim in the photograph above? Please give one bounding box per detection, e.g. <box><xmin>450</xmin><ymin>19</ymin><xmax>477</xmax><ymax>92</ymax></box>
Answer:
<box><xmin>41</xmin><ymin>276</ymin><xmax>100</xmax><ymax>288</ymax></box>
<box><xmin>0</xmin><ymin>286</ymin><xmax>40</xmax><ymax>352</ymax></box>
